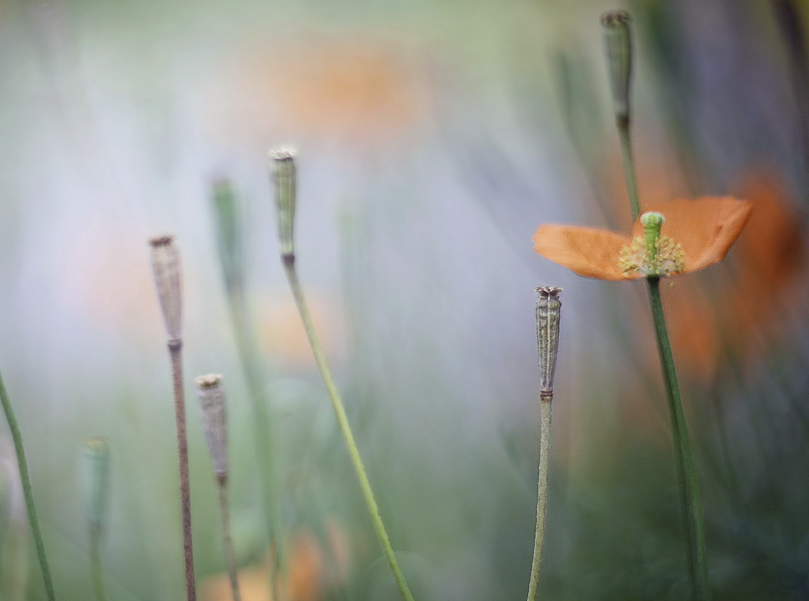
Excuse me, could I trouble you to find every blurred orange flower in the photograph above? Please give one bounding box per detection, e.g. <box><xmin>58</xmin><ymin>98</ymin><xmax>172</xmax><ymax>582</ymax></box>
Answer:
<box><xmin>202</xmin><ymin>525</ymin><xmax>352</xmax><ymax>601</ymax></box>
<box><xmin>201</xmin><ymin>38</ymin><xmax>428</xmax><ymax>150</ymax></box>
<box><xmin>255</xmin><ymin>291</ymin><xmax>346</xmax><ymax>369</ymax></box>
<box><xmin>533</xmin><ymin>197</ymin><xmax>751</xmax><ymax>280</ymax></box>
<box><xmin>723</xmin><ymin>172</ymin><xmax>807</xmax><ymax>354</ymax></box>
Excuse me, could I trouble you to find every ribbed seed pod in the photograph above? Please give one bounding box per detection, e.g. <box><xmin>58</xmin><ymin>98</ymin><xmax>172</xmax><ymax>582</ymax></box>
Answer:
<box><xmin>270</xmin><ymin>148</ymin><xmax>297</xmax><ymax>260</ymax></box>
<box><xmin>601</xmin><ymin>10</ymin><xmax>633</xmax><ymax>122</ymax></box>
<box><xmin>535</xmin><ymin>287</ymin><xmax>562</xmax><ymax>400</ymax></box>
<box><xmin>195</xmin><ymin>374</ymin><xmax>228</xmax><ymax>482</ymax></box>
<box><xmin>81</xmin><ymin>437</ymin><xmax>111</xmax><ymax>530</ymax></box>
<box><xmin>149</xmin><ymin>235</ymin><xmax>183</xmax><ymax>342</ymax></box>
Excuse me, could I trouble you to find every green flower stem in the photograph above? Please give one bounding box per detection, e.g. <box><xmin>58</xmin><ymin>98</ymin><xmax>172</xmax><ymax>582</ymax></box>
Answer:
<box><xmin>617</xmin><ymin>118</ymin><xmax>641</xmax><ymax>222</ymax></box>
<box><xmin>225</xmin><ymin>286</ymin><xmax>285</xmax><ymax>580</ymax></box>
<box><xmin>0</xmin><ymin>369</ymin><xmax>56</xmax><ymax>601</ymax></box>
<box><xmin>89</xmin><ymin>525</ymin><xmax>107</xmax><ymax>601</ymax></box>
<box><xmin>217</xmin><ymin>478</ymin><xmax>242</xmax><ymax>601</ymax></box>
<box><xmin>282</xmin><ymin>257</ymin><xmax>416</xmax><ymax>601</ymax></box>
<box><xmin>526</xmin><ymin>397</ymin><xmax>552</xmax><ymax>601</ymax></box>
<box><xmin>647</xmin><ymin>278</ymin><xmax>709</xmax><ymax>601</ymax></box>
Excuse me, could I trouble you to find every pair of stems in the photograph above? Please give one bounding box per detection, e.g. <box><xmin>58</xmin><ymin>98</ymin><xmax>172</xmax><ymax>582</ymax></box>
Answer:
<box><xmin>282</xmin><ymin>256</ymin><xmax>416</xmax><ymax>601</ymax></box>
<box><xmin>617</xmin><ymin>117</ymin><xmax>710</xmax><ymax>600</ymax></box>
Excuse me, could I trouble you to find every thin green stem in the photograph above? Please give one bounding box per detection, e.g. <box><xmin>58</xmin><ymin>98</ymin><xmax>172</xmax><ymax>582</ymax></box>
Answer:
<box><xmin>282</xmin><ymin>257</ymin><xmax>416</xmax><ymax>601</ymax></box>
<box><xmin>0</xmin><ymin>368</ymin><xmax>56</xmax><ymax>601</ymax></box>
<box><xmin>647</xmin><ymin>278</ymin><xmax>709</xmax><ymax>601</ymax></box>
<box><xmin>617</xmin><ymin>117</ymin><xmax>641</xmax><ymax>221</ymax></box>
<box><xmin>526</xmin><ymin>398</ymin><xmax>552</xmax><ymax>601</ymax></box>
<box><xmin>217</xmin><ymin>478</ymin><xmax>242</xmax><ymax>601</ymax></box>
<box><xmin>89</xmin><ymin>525</ymin><xmax>107</xmax><ymax>601</ymax></box>
<box><xmin>226</xmin><ymin>286</ymin><xmax>285</xmax><ymax>580</ymax></box>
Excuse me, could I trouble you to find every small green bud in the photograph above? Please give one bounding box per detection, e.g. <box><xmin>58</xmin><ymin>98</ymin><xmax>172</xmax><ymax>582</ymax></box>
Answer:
<box><xmin>640</xmin><ymin>211</ymin><xmax>665</xmax><ymax>260</ymax></box>
<box><xmin>601</xmin><ymin>10</ymin><xmax>633</xmax><ymax>122</ymax></box>
<box><xmin>536</xmin><ymin>287</ymin><xmax>562</xmax><ymax>400</ymax></box>
<box><xmin>148</xmin><ymin>235</ymin><xmax>182</xmax><ymax>342</ymax></box>
<box><xmin>81</xmin><ymin>437</ymin><xmax>111</xmax><ymax>530</ymax></box>
<box><xmin>270</xmin><ymin>148</ymin><xmax>297</xmax><ymax>261</ymax></box>
<box><xmin>211</xmin><ymin>179</ymin><xmax>244</xmax><ymax>294</ymax></box>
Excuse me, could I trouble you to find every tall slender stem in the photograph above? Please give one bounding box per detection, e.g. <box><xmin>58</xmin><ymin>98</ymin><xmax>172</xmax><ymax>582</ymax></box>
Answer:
<box><xmin>647</xmin><ymin>279</ymin><xmax>709</xmax><ymax>600</ymax></box>
<box><xmin>282</xmin><ymin>257</ymin><xmax>416</xmax><ymax>601</ymax></box>
<box><xmin>217</xmin><ymin>477</ymin><xmax>242</xmax><ymax>601</ymax></box>
<box><xmin>617</xmin><ymin>117</ymin><xmax>641</xmax><ymax>222</ymax></box>
<box><xmin>226</xmin><ymin>287</ymin><xmax>285</xmax><ymax>579</ymax></box>
<box><xmin>0</xmin><ymin>368</ymin><xmax>56</xmax><ymax>601</ymax></box>
<box><xmin>169</xmin><ymin>341</ymin><xmax>197</xmax><ymax>601</ymax></box>
<box><xmin>89</xmin><ymin>525</ymin><xmax>107</xmax><ymax>601</ymax></box>
<box><xmin>526</xmin><ymin>398</ymin><xmax>552</xmax><ymax>601</ymax></box>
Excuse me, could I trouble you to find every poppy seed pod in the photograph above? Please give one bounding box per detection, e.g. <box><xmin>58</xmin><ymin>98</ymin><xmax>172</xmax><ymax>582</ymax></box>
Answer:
<box><xmin>270</xmin><ymin>148</ymin><xmax>297</xmax><ymax>261</ymax></box>
<box><xmin>195</xmin><ymin>374</ymin><xmax>228</xmax><ymax>482</ymax></box>
<box><xmin>601</xmin><ymin>10</ymin><xmax>633</xmax><ymax>122</ymax></box>
<box><xmin>536</xmin><ymin>287</ymin><xmax>562</xmax><ymax>399</ymax></box>
<box><xmin>149</xmin><ymin>235</ymin><xmax>182</xmax><ymax>342</ymax></box>
<box><xmin>81</xmin><ymin>437</ymin><xmax>111</xmax><ymax>530</ymax></box>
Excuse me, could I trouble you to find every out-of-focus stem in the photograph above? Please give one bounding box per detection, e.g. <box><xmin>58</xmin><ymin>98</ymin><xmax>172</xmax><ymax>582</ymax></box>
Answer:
<box><xmin>0</xmin><ymin>369</ymin><xmax>56</xmax><ymax>601</ymax></box>
<box><xmin>169</xmin><ymin>341</ymin><xmax>197</xmax><ymax>601</ymax></box>
<box><xmin>282</xmin><ymin>256</ymin><xmax>415</xmax><ymax>601</ymax></box>
<box><xmin>526</xmin><ymin>397</ymin><xmax>552</xmax><ymax>601</ymax></box>
<box><xmin>618</xmin><ymin>117</ymin><xmax>641</xmax><ymax>221</ymax></box>
<box><xmin>89</xmin><ymin>525</ymin><xmax>107</xmax><ymax>601</ymax></box>
<box><xmin>217</xmin><ymin>476</ymin><xmax>242</xmax><ymax>601</ymax></box>
<box><xmin>225</xmin><ymin>287</ymin><xmax>285</xmax><ymax>586</ymax></box>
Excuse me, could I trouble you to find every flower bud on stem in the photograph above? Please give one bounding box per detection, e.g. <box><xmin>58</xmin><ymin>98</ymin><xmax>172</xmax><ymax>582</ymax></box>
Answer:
<box><xmin>195</xmin><ymin>375</ymin><xmax>241</xmax><ymax>601</ymax></box>
<box><xmin>526</xmin><ymin>287</ymin><xmax>562</xmax><ymax>601</ymax></box>
<box><xmin>601</xmin><ymin>10</ymin><xmax>640</xmax><ymax>221</ymax></box>
<box><xmin>272</xmin><ymin>149</ymin><xmax>416</xmax><ymax>601</ymax></box>
<box><xmin>601</xmin><ymin>13</ymin><xmax>711</xmax><ymax>594</ymax></box>
<box><xmin>149</xmin><ymin>235</ymin><xmax>196</xmax><ymax>601</ymax></box>
<box><xmin>81</xmin><ymin>437</ymin><xmax>111</xmax><ymax>601</ymax></box>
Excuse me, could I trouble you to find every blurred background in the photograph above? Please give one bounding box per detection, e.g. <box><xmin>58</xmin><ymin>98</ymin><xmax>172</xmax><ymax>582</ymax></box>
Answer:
<box><xmin>0</xmin><ymin>0</ymin><xmax>808</xmax><ymax>599</ymax></box>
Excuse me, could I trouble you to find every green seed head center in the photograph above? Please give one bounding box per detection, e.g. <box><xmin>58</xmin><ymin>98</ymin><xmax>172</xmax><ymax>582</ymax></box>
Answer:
<box><xmin>620</xmin><ymin>212</ymin><xmax>685</xmax><ymax>277</ymax></box>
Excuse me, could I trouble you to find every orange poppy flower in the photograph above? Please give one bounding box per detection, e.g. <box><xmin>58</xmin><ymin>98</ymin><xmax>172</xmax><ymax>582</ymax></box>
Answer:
<box><xmin>533</xmin><ymin>197</ymin><xmax>752</xmax><ymax>280</ymax></box>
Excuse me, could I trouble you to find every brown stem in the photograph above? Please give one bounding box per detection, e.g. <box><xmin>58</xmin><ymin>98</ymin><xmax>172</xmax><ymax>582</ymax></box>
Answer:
<box><xmin>169</xmin><ymin>340</ymin><xmax>196</xmax><ymax>601</ymax></box>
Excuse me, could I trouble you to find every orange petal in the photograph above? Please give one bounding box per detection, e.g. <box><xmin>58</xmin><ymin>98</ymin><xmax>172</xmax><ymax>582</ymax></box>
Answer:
<box><xmin>533</xmin><ymin>224</ymin><xmax>637</xmax><ymax>280</ymax></box>
<box><xmin>631</xmin><ymin>197</ymin><xmax>752</xmax><ymax>273</ymax></box>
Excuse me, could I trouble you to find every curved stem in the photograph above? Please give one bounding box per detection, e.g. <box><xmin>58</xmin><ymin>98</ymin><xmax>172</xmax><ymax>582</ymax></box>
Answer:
<box><xmin>283</xmin><ymin>257</ymin><xmax>416</xmax><ymax>601</ymax></box>
<box><xmin>647</xmin><ymin>278</ymin><xmax>710</xmax><ymax>601</ymax></box>
<box><xmin>0</xmin><ymin>369</ymin><xmax>56</xmax><ymax>601</ymax></box>
<box><xmin>89</xmin><ymin>525</ymin><xmax>107</xmax><ymax>601</ymax></box>
<box><xmin>526</xmin><ymin>398</ymin><xmax>552</xmax><ymax>601</ymax></box>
